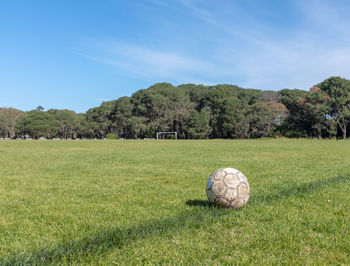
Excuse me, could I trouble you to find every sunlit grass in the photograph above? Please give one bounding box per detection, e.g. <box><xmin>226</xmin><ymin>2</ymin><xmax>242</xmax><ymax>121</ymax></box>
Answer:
<box><xmin>0</xmin><ymin>139</ymin><xmax>349</xmax><ymax>264</ymax></box>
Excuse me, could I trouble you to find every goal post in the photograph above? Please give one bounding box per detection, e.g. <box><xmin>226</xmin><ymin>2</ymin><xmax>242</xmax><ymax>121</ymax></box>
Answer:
<box><xmin>156</xmin><ymin>131</ymin><xmax>178</xmax><ymax>140</ymax></box>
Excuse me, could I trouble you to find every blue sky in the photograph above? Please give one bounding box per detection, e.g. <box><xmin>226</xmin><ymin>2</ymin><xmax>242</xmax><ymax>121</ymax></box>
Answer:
<box><xmin>1</xmin><ymin>0</ymin><xmax>350</xmax><ymax>113</ymax></box>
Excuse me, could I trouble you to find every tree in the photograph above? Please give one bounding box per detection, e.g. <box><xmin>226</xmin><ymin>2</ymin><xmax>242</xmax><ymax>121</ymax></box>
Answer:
<box><xmin>248</xmin><ymin>102</ymin><xmax>276</xmax><ymax>138</ymax></box>
<box><xmin>110</xmin><ymin>97</ymin><xmax>134</xmax><ymax>138</ymax></box>
<box><xmin>126</xmin><ymin>116</ymin><xmax>146</xmax><ymax>139</ymax></box>
<box><xmin>184</xmin><ymin>110</ymin><xmax>211</xmax><ymax>139</ymax></box>
<box><xmin>75</xmin><ymin>113</ymin><xmax>90</xmax><ymax>138</ymax></box>
<box><xmin>220</xmin><ymin>98</ymin><xmax>250</xmax><ymax>139</ymax></box>
<box><xmin>130</xmin><ymin>83</ymin><xmax>194</xmax><ymax>138</ymax></box>
<box><xmin>254</xmin><ymin>90</ymin><xmax>287</xmax><ymax>137</ymax></box>
<box><xmin>16</xmin><ymin>110</ymin><xmax>58</xmax><ymax>139</ymax></box>
<box><xmin>279</xmin><ymin>89</ymin><xmax>309</xmax><ymax>137</ymax></box>
<box><xmin>257</xmin><ymin>90</ymin><xmax>282</xmax><ymax>103</ymax></box>
<box><xmin>297</xmin><ymin>86</ymin><xmax>330</xmax><ymax>138</ymax></box>
<box><xmin>47</xmin><ymin>109</ymin><xmax>79</xmax><ymax>139</ymax></box>
<box><xmin>0</xmin><ymin>108</ymin><xmax>25</xmax><ymax>138</ymax></box>
<box><xmin>36</xmin><ymin>106</ymin><xmax>44</xmax><ymax>111</ymax></box>
<box><xmin>317</xmin><ymin>77</ymin><xmax>350</xmax><ymax>139</ymax></box>
<box><xmin>84</xmin><ymin>100</ymin><xmax>116</xmax><ymax>138</ymax></box>
<box><xmin>0</xmin><ymin>113</ymin><xmax>6</xmax><ymax>137</ymax></box>
<box><xmin>7</xmin><ymin>79</ymin><xmax>349</xmax><ymax>140</ymax></box>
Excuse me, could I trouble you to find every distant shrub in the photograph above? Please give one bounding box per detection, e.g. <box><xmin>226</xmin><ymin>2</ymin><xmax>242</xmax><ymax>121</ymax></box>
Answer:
<box><xmin>106</xmin><ymin>133</ymin><xmax>118</xmax><ymax>140</ymax></box>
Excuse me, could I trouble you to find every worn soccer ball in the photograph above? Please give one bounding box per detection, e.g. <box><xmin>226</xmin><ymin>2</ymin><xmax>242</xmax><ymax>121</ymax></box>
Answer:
<box><xmin>206</xmin><ymin>168</ymin><xmax>250</xmax><ymax>209</ymax></box>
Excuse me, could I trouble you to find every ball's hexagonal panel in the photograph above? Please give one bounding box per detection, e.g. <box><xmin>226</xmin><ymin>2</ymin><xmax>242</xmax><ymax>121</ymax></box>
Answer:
<box><xmin>212</xmin><ymin>169</ymin><xmax>225</xmax><ymax>181</ymax></box>
<box><xmin>223</xmin><ymin>173</ymin><xmax>234</xmax><ymax>185</ymax></box>
<box><xmin>224</xmin><ymin>168</ymin><xmax>240</xmax><ymax>175</ymax></box>
<box><xmin>230</xmin><ymin>198</ymin><xmax>245</xmax><ymax>209</ymax></box>
<box><xmin>206</xmin><ymin>167</ymin><xmax>250</xmax><ymax>209</ymax></box>
<box><xmin>225</xmin><ymin>188</ymin><xmax>238</xmax><ymax>201</ymax></box>
<box><xmin>212</xmin><ymin>179</ymin><xmax>227</xmax><ymax>196</ymax></box>
<box><xmin>224</xmin><ymin>174</ymin><xmax>240</xmax><ymax>189</ymax></box>
<box><xmin>237</xmin><ymin>182</ymin><xmax>249</xmax><ymax>196</ymax></box>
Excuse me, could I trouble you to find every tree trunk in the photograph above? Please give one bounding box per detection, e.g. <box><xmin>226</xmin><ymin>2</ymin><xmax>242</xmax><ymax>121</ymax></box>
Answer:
<box><xmin>9</xmin><ymin>127</ymin><xmax>15</xmax><ymax>139</ymax></box>
<box><xmin>336</xmin><ymin>118</ymin><xmax>347</xmax><ymax>139</ymax></box>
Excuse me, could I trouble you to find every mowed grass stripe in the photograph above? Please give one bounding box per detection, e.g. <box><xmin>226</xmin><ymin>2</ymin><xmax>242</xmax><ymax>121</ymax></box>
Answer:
<box><xmin>0</xmin><ymin>139</ymin><xmax>349</xmax><ymax>264</ymax></box>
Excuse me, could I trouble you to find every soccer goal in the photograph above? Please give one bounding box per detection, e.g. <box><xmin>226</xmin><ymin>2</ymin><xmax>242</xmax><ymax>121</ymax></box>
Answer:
<box><xmin>156</xmin><ymin>131</ymin><xmax>178</xmax><ymax>140</ymax></box>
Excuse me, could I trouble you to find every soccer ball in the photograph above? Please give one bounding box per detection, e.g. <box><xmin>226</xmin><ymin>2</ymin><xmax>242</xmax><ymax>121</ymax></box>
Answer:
<box><xmin>206</xmin><ymin>168</ymin><xmax>250</xmax><ymax>209</ymax></box>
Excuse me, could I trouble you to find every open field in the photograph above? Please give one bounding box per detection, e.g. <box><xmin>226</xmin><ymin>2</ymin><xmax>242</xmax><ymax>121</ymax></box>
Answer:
<box><xmin>0</xmin><ymin>139</ymin><xmax>349</xmax><ymax>264</ymax></box>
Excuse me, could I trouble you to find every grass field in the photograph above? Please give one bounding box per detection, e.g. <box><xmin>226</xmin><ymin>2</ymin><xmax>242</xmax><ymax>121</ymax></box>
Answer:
<box><xmin>0</xmin><ymin>139</ymin><xmax>349</xmax><ymax>265</ymax></box>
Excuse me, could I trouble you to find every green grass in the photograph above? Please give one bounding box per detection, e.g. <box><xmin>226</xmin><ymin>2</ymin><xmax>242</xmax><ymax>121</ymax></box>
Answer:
<box><xmin>0</xmin><ymin>139</ymin><xmax>349</xmax><ymax>265</ymax></box>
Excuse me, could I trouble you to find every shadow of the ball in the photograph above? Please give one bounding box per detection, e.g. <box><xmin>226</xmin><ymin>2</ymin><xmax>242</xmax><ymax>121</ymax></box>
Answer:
<box><xmin>186</xmin><ymin>199</ymin><xmax>248</xmax><ymax>209</ymax></box>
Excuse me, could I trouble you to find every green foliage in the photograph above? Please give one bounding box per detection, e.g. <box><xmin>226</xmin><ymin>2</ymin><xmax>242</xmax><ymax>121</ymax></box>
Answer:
<box><xmin>0</xmin><ymin>108</ymin><xmax>25</xmax><ymax>138</ymax></box>
<box><xmin>2</xmin><ymin>77</ymin><xmax>350</xmax><ymax>139</ymax></box>
<box><xmin>248</xmin><ymin>102</ymin><xmax>275</xmax><ymax>138</ymax></box>
<box><xmin>83</xmin><ymin>100</ymin><xmax>116</xmax><ymax>139</ymax></box>
<box><xmin>184</xmin><ymin>110</ymin><xmax>211</xmax><ymax>139</ymax></box>
<box><xmin>110</xmin><ymin>97</ymin><xmax>133</xmax><ymax>138</ymax></box>
<box><xmin>16</xmin><ymin>109</ymin><xmax>58</xmax><ymax>139</ymax></box>
<box><xmin>106</xmin><ymin>133</ymin><xmax>118</xmax><ymax>139</ymax></box>
<box><xmin>48</xmin><ymin>109</ymin><xmax>79</xmax><ymax>139</ymax></box>
<box><xmin>279</xmin><ymin>89</ymin><xmax>312</xmax><ymax>138</ymax></box>
<box><xmin>318</xmin><ymin>76</ymin><xmax>350</xmax><ymax>138</ymax></box>
<box><xmin>257</xmin><ymin>90</ymin><xmax>282</xmax><ymax>103</ymax></box>
<box><xmin>129</xmin><ymin>83</ymin><xmax>194</xmax><ymax>139</ymax></box>
<box><xmin>15</xmin><ymin>108</ymin><xmax>80</xmax><ymax>139</ymax></box>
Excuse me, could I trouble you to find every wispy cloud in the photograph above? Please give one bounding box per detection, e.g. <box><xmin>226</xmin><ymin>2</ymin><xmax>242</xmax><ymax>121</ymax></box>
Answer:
<box><xmin>84</xmin><ymin>0</ymin><xmax>350</xmax><ymax>90</ymax></box>
<box><xmin>83</xmin><ymin>41</ymin><xmax>221</xmax><ymax>85</ymax></box>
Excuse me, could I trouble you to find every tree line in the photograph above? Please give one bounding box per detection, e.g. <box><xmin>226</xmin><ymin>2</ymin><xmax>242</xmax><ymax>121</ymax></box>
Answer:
<box><xmin>0</xmin><ymin>76</ymin><xmax>349</xmax><ymax>139</ymax></box>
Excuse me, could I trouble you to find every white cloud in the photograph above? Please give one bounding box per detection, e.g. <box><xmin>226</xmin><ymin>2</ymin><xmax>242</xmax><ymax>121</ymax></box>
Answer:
<box><xmin>178</xmin><ymin>0</ymin><xmax>350</xmax><ymax>90</ymax></box>
<box><xmin>84</xmin><ymin>0</ymin><xmax>350</xmax><ymax>90</ymax></box>
<box><xmin>83</xmin><ymin>41</ymin><xmax>220</xmax><ymax>85</ymax></box>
